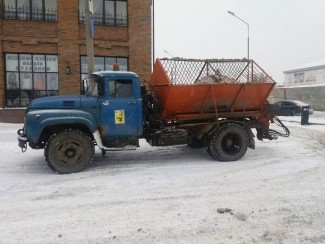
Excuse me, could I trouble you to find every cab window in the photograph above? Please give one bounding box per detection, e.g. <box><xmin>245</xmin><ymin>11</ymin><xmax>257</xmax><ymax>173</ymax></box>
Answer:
<box><xmin>109</xmin><ymin>80</ymin><xmax>133</xmax><ymax>98</ymax></box>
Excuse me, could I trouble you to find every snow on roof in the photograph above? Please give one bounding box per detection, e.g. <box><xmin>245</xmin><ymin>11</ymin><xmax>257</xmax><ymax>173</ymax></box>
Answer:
<box><xmin>284</xmin><ymin>83</ymin><xmax>325</xmax><ymax>88</ymax></box>
<box><xmin>284</xmin><ymin>58</ymin><xmax>325</xmax><ymax>73</ymax></box>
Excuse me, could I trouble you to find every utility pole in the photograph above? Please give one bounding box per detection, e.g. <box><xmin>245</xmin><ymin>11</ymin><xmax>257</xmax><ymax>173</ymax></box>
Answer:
<box><xmin>85</xmin><ymin>0</ymin><xmax>94</xmax><ymax>76</ymax></box>
<box><xmin>152</xmin><ymin>0</ymin><xmax>155</xmax><ymax>70</ymax></box>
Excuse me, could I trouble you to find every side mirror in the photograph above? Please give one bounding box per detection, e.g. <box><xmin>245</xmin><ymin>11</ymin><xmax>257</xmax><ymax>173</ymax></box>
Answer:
<box><xmin>81</xmin><ymin>78</ymin><xmax>89</xmax><ymax>94</ymax></box>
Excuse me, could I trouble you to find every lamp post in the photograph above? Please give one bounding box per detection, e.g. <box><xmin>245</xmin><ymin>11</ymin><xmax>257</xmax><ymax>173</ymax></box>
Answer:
<box><xmin>227</xmin><ymin>11</ymin><xmax>249</xmax><ymax>60</ymax></box>
<box><xmin>163</xmin><ymin>50</ymin><xmax>175</xmax><ymax>58</ymax></box>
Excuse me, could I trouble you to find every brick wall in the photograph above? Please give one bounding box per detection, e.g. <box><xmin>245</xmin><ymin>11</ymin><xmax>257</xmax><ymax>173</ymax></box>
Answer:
<box><xmin>128</xmin><ymin>0</ymin><xmax>152</xmax><ymax>83</ymax></box>
<box><xmin>0</xmin><ymin>12</ymin><xmax>3</xmax><ymax>108</ymax></box>
<box><xmin>0</xmin><ymin>0</ymin><xmax>152</xmax><ymax>122</ymax></box>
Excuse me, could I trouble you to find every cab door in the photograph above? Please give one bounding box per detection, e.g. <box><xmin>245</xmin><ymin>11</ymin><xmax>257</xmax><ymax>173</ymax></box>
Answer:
<box><xmin>99</xmin><ymin>78</ymin><xmax>139</xmax><ymax>147</ymax></box>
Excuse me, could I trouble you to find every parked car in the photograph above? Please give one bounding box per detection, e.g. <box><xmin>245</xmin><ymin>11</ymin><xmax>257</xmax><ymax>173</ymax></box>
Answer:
<box><xmin>274</xmin><ymin>100</ymin><xmax>313</xmax><ymax>116</ymax></box>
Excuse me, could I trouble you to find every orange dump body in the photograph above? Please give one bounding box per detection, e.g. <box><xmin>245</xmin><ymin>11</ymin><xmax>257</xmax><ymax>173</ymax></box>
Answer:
<box><xmin>149</xmin><ymin>58</ymin><xmax>275</xmax><ymax>121</ymax></box>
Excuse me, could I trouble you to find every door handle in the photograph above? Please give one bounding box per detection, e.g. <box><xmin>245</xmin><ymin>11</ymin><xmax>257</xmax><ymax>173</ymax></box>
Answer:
<box><xmin>128</xmin><ymin>101</ymin><xmax>137</xmax><ymax>105</ymax></box>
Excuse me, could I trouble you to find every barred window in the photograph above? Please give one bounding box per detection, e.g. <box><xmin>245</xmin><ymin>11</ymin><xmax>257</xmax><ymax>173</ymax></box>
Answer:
<box><xmin>2</xmin><ymin>0</ymin><xmax>57</xmax><ymax>22</ymax></box>
<box><xmin>5</xmin><ymin>53</ymin><xmax>59</xmax><ymax>108</ymax></box>
<box><xmin>294</xmin><ymin>73</ymin><xmax>304</xmax><ymax>84</ymax></box>
<box><xmin>79</xmin><ymin>0</ymin><xmax>127</xmax><ymax>26</ymax></box>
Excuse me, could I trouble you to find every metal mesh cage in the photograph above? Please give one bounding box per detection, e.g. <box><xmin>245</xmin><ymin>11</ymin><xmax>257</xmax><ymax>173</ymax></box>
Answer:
<box><xmin>159</xmin><ymin>58</ymin><xmax>275</xmax><ymax>85</ymax></box>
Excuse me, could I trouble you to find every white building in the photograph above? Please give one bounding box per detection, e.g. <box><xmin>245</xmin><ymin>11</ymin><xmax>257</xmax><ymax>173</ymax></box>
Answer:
<box><xmin>283</xmin><ymin>59</ymin><xmax>325</xmax><ymax>87</ymax></box>
<box><xmin>269</xmin><ymin>59</ymin><xmax>325</xmax><ymax>111</ymax></box>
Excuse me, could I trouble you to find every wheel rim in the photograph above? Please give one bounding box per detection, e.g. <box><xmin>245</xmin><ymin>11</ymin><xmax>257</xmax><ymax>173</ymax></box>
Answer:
<box><xmin>221</xmin><ymin>132</ymin><xmax>242</xmax><ymax>155</ymax></box>
<box><xmin>55</xmin><ymin>140</ymin><xmax>84</xmax><ymax>165</ymax></box>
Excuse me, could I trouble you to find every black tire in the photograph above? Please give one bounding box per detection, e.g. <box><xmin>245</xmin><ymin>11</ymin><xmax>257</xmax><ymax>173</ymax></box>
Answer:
<box><xmin>288</xmin><ymin>111</ymin><xmax>295</xmax><ymax>116</ymax></box>
<box><xmin>44</xmin><ymin>130</ymin><xmax>94</xmax><ymax>174</ymax></box>
<box><xmin>208</xmin><ymin>123</ymin><xmax>248</xmax><ymax>162</ymax></box>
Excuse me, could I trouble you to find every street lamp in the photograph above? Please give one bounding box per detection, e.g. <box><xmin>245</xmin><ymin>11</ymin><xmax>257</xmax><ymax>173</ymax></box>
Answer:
<box><xmin>227</xmin><ymin>10</ymin><xmax>250</xmax><ymax>60</ymax></box>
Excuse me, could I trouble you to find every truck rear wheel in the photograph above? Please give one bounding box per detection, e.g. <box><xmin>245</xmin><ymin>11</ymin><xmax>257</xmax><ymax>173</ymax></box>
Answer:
<box><xmin>44</xmin><ymin>130</ymin><xmax>94</xmax><ymax>174</ymax></box>
<box><xmin>208</xmin><ymin>123</ymin><xmax>248</xmax><ymax>161</ymax></box>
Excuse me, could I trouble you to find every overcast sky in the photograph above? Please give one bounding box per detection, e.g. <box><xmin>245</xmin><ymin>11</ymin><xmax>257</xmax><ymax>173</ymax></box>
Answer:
<box><xmin>154</xmin><ymin>0</ymin><xmax>325</xmax><ymax>84</ymax></box>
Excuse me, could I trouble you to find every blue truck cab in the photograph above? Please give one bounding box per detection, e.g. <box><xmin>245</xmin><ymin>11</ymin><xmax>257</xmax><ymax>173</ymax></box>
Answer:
<box><xmin>18</xmin><ymin>70</ymin><xmax>143</xmax><ymax>173</ymax></box>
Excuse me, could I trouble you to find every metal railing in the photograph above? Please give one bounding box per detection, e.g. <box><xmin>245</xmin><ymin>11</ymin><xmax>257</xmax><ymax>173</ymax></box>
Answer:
<box><xmin>79</xmin><ymin>11</ymin><xmax>127</xmax><ymax>26</ymax></box>
<box><xmin>159</xmin><ymin>58</ymin><xmax>275</xmax><ymax>85</ymax></box>
<box><xmin>1</xmin><ymin>5</ymin><xmax>57</xmax><ymax>22</ymax></box>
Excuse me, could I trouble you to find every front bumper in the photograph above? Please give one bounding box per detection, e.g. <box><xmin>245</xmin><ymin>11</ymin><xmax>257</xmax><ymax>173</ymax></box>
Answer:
<box><xmin>17</xmin><ymin>128</ymin><xmax>28</xmax><ymax>151</ymax></box>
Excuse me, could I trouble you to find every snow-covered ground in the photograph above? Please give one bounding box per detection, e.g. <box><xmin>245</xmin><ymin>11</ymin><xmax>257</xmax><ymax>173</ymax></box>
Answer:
<box><xmin>0</xmin><ymin>112</ymin><xmax>324</xmax><ymax>243</ymax></box>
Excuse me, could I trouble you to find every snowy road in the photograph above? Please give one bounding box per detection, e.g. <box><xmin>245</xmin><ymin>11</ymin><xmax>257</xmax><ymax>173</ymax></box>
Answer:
<box><xmin>0</xmin><ymin>113</ymin><xmax>324</xmax><ymax>243</ymax></box>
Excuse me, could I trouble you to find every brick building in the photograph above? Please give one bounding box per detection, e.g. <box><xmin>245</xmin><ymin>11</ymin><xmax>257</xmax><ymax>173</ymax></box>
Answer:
<box><xmin>0</xmin><ymin>0</ymin><xmax>152</xmax><ymax>122</ymax></box>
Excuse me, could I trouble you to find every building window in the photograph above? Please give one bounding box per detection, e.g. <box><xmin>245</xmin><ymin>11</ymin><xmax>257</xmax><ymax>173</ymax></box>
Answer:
<box><xmin>80</xmin><ymin>56</ymin><xmax>128</xmax><ymax>92</ymax></box>
<box><xmin>294</xmin><ymin>73</ymin><xmax>304</xmax><ymax>84</ymax></box>
<box><xmin>5</xmin><ymin>53</ymin><xmax>59</xmax><ymax>108</ymax></box>
<box><xmin>79</xmin><ymin>0</ymin><xmax>127</xmax><ymax>26</ymax></box>
<box><xmin>2</xmin><ymin>0</ymin><xmax>57</xmax><ymax>22</ymax></box>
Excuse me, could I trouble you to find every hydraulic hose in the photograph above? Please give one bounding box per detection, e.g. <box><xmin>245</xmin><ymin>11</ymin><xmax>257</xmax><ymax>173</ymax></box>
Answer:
<box><xmin>269</xmin><ymin>116</ymin><xmax>290</xmax><ymax>138</ymax></box>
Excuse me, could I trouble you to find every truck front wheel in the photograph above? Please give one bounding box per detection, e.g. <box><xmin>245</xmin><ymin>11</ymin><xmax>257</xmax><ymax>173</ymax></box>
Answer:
<box><xmin>208</xmin><ymin>124</ymin><xmax>248</xmax><ymax>161</ymax></box>
<box><xmin>44</xmin><ymin>130</ymin><xmax>94</xmax><ymax>174</ymax></box>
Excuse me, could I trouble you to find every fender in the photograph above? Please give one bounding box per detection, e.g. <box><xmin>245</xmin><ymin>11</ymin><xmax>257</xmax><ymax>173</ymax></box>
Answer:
<box><xmin>25</xmin><ymin>109</ymin><xmax>98</xmax><ymax>144</ymax></box>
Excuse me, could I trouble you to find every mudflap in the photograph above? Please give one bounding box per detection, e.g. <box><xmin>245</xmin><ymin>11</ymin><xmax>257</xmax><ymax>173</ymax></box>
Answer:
<box><xmin>245</xmin><ymin>127</ymin><xmax>256</xmax><ymax>149</ymax></box>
